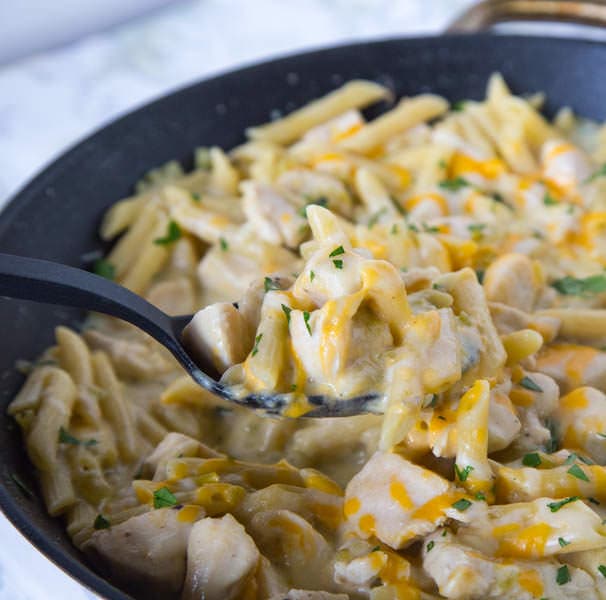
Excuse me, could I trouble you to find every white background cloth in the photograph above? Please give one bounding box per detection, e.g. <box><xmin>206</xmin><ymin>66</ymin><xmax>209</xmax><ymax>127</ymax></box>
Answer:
<box><xmin>1</xmin><ymin>0</ymin><xmax>596</xmax><ymax>598</ymax></box>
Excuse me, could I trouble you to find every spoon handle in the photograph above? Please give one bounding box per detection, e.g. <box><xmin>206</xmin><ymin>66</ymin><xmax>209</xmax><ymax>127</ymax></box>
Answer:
<box><xmin>0</xmin><ymin>253</ymin><xmax>175</xmax><ymax>345</ymax></box>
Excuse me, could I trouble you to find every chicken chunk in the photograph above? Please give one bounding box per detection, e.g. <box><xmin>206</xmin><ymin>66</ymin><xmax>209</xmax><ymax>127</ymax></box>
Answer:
<box><xmin>183</xmin><ymin>302</ymin><xmax>253</xmax><ymax>374</ymax></box>
<box><xmin>556</xmin><ymin>386</ymin><xmax>606</xmax><ymax>464</ymax></box>
<box><xmin>182</xmin><ymin>514</ymin><xmax>260</xmax><ymax>600</ymax></box>
<box><xmin>84</xmin><ymin>508</ymin><xmax>196</xmax><ymax>598</ymax></box>
<box><xmin>344</xmin><ymin>452</ymin><xmax>477</xmax><ymax>548</ymax></box>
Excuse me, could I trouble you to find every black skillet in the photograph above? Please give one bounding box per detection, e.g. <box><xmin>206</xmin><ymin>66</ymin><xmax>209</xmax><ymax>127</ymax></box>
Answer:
<box><xmin>0</xmin><ymin>0</ymin><xmax>605</xmax><ymax>598</ymax></box>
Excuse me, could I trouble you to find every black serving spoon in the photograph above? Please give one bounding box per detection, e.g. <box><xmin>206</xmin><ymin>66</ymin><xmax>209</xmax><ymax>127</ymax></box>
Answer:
<box><xmin>0</xmin><ymin>253</ymin><xmax>378</xmax><ymax>417</ymax></box>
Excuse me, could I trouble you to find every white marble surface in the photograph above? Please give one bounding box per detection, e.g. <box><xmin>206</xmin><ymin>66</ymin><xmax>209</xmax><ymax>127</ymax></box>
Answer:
<box><xmin>0</xmin><ymin>0</ymin><xmax>534</xmax><ymax>598</ymax></box>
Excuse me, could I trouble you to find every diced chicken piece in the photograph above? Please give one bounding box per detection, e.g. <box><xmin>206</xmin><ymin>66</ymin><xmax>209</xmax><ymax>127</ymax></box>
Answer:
<box><xmin>541</xmin><ymin>139</ymin><xmax>593</xmax><ymax>191</ymax></box>
<box><xmin>269</xmin><ymin>591</ymin><xmax>349</xmax><ymax>600</ymax></box>
<box><xmin>344</xmin><ymin>452</ymin><xmax>478</xmax><ymax>548</ymax></box>
<box><xmin>84</xmin><ymin>508</ymin><xmax>196</xmax><ymax>598</ymax></box>
<box><xmin>535</xmin><ymin>344</ymin><xmax>606</xmax><ymax>393</ymax></box>
<box><xmin>142</xmin><ymin>432</ymin><xmax>221</xmax><ymax>480</ymax></box>
<box><xmin>278</xmin><ymin>168</ymin><xmax>353</xmax><ymax>217</ymax></box>
<box><xmin>248</xmin><ymin>509</ymin><xmax>336</xmax><ymax>592</ymax></box>
<box><xmin>182</xmin><ymin>302</ymin><xmax>253</xmax><ymax>374</ymax></box>
<box><xmin>456</xmin><ymin>497</ymin><xmax>606</xmax><ymax>558</ymax></box>
<box><xmin>83</xmin><ymin>329</ymin><xmax>172</xmax><ymax>380</ymax></box>
<box><xmin>146</xmin><ymin>277</ymin><xmax>195</xmax><ymax>315</ymax></box>
<box><xmin>556</xmin><ymin>387</ymin><xmax>606</xmax><ymax>464</ymax></box>
<box><xmin>422</xmin><ymin>531</ymin><xmax>598</xmax><ymax>600</ymax></box>
<box><xmin>241</xmin><ymin>181</ymin><xmax>308</xmax><ymax>248</ymax></box>
<box><xmin>483</xmin><ymin>254</ymin><xmax>544</xmax><ymax>312</ymax></box>
<box><xmin>182</xmin><ymin>514</ymin><xmax>259</xmax><ymax>600</ymax></box>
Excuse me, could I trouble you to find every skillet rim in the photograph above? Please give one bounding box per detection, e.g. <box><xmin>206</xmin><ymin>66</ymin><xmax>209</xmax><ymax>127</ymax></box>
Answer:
<box><xmin>1</xmin><ymin>32</ymin><xmax>605</xmax><ymax>600</ymax></box>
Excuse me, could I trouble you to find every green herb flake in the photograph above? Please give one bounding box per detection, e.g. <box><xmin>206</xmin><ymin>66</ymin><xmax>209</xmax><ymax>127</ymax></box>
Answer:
<box><xmin>251</xmin><ymin>333</ymin><xmax>263</xmax><ymax>357</ymax></box>
<box><xmin>408</xmin><ymin>223</ymin><xmax>419</xmax><ymax>233</ymax></box>
<box><xmin>558</xmin><ymin>537</ymin><xmax>570</xmax><ymax>547</ymax></box>
<box><xmin>371</xmin><ymin>545</ymin><xmax>381</xmax><ymax>552</ymax></box>
<box><xmin>153</xmin><ymin>220</ymin><xmax>181</xmax><ymax>245</ymax></box>
<box><xmin>543</xmin><ymin>192</ymin><xmax>558</xmax><ymax>205</ymax></box>
<box><xmin>423</xmin><ymin>223</ymin><xmax>440</xmax><ymax>233</ymax></box>
<box><xmin>153</xmin><ymin>486</ymin><xmax>178</xmax><ymax>509</ymax></box>
<box><xmin>452</xmin><ymin>100</ymin><xmax>467</xmax><ymax>112</ymax></box>
<box><xmin>281</xmin><ymin>304</ymin><xmax>292</xmax><ymax>324</ymax></box>
<box><xmin>390</xmin><ymin>224</ymin><xmax>399</xmax><ymax>235</ymax></box>
<box><xmin>586</xmin><ymin>164</ymin><xmax>606</xmax><ymax>183</ymax></box>
<box><xmin>441</xmin><ymin>529</ymin><xmax>448</xmax><ymax>536</ymax></box>
<box><xmin>438</xmin><ymin>159</ymin><xmax>447</xmax><ymax>169</ymax></box>
<box><xmin>303</xmin><ymin>311</ymin><xmax>312</xmax><ymax>335</ymax></box>
<box><xmin>219</xmin><ymin>237</ymin><xmax>229</xmax><ymax>251</ymax></box>
<box><xmin>92</xmin><ymin>259</ymin><xmax>115</xmax><ymax>280</ymax></box>
<box><xmin>564</xmin><ymin>453</ymin><xmax>578</xmax><ymax>465</ymax></box>
<box><xmin>329</xmin><ymin>245</ymin><xmax>345</xmax><ymax>258</ymax></box>
<box><xmin>468</xmin><ymin>223</ymin><xmax>486</xmax><ymax>234</ymax></box>
<box><xmin>548</xmin><ymin>496</ymin><xmax>579</xmax><ymax>513</ymax></box>
<box><xmin>490</xmin><ymin>191</ymin><xmax>507</xmax><ymax>205</ymax></box>
<box><xmin>10</xmin><ymin>473</ymin><xmax>34</xmax><ymax>499</ymax></box>
<box><xmin>475</xmin><ymin>492</ymin><xmax>486</xmax><ymax>501</ymax></box>
<box><xmin>333</xmin><ymin>259</ymin><xmax>344</xmax><ymax>269</ymax></box>
<box><xmin>454</xmin><ymin>464</ymin><xmax>474</xmax><ymax>482</ymax></box>
<box><xmin>310</xmin><ymin>270</ymin><xmax>315</xmax><ymax>282</ymax></box>
<box><xmin>522</xmin><ymin>452</ymin><xmax>542</xmax><ymax>468</ymax></box>
<box><xmin>588</xmin><ymin>497</ymin><xmax>600</xmax><ymax>505</ymax></box>
<box><xmin>94</xmin><ymin>514</ymin><xmax>111</xmax><ymax>530</ymax></box>
<box><xmin>290</xmin><ymin>384</ymin><xmax>297</xmax><ymax>392</ymax></box>
<box><xmin>439</xmin><ymin>176</ymin><xmax>469</xmax><ymax>192</ymax></box>
<box><xmin>452</xmin><ymin>498</ymin><xmax>472</xmax><ymax>512</ymax></box>
<box><xmin>519</xmin><ymin>376</ymin><xmax>543</xmax><ymax>393</ymax></box>
<box><xmin>58</xmin><ymin>427</ymin><xmax>98</xmax><ymax>447</ymax></box>
<box><xmin>368</xmin><ymin>207</ymin><xmax>387</xmax><ymax>229</ymax></box>
<box><xmin>475</xmin><ymin>270</ymin><xmax>485</xmax><ymax>284</ymax></box>
<box><xmin>556</xmin><ymin>565</ymin><xmax>571</xmax><ymax>586</ymax></box>
<box><xmin>552</xmin><ymin>274</ymin><xmax>606</xmax><ymax>296</ymax></box>
<box><xmin>426</xmin><ymin>541</ymin><xmax>435</xmax><ymax>552</ymax></box>
<box><xmin>264</xmin><ymin>276</ymin><xmax>280</xmax><ymax>292</ymax></box>
<box><xmin>567</xmin><ymin>464</ymin><xmax>590</xmax><ymax>482</ymax></box>
<box><xmin>598</xmin><ymin>565</ymin><xmax>606</xmax><ymax>578</ymax></box>
<box><xmin>191</xmin><ymin>192</ymin><xmax>201</xmax><ymax>202</ymax></box>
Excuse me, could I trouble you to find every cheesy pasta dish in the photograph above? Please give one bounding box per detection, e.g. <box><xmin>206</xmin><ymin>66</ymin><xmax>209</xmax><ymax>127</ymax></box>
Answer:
<box><xmin>9</xmin><ymin>74</ymin><xmax>606</xmax><ymax>600</ymax></box>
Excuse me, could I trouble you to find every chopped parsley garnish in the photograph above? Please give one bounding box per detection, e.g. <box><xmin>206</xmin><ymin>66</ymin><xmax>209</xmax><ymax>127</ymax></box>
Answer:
<box><xmin>567</xmin><ymin>464</ymin><xmax>589</xmax><ymax>482</ymax></box>
<box><xmin>588</xmin><ymin>497</ymin><xmax>600</xmax><ymax>505</ymax></box>
<box><xmin>468</xmin><ymin>223</ymin><xmax>486</xmax><ymax>234</ymax></box>
<box><xmin>441</xmin><ymin>529</ymin><xmax>448</xmax><ymax>536</ymax></box>
<box><xmin>58</xmin><ymin>427</ymin><xmax>98</xmax><ymax>447</ymax></box>
<box><xmin>153</xmin><ymin>220</ymin><xmax>181</xmax><ymax>245</ymax></box>
<box><xmin>408</xmin><ymin>222</ymin><xmax>419</xmax><ymax>233</ymax></box>
<box><xmin>438</xmin><ymin>159</ymin><xmax>447</xmax><ymax>169</ymax></box>
<box><xmin>298</xmin><ymin>196</ymin><xmax>328</xmax><ymax>217</ymax></box>
<box><xmin>219</xmin><ymin>237</ymin><xmax>229</xmax><ymax>251</ymax></box>
<box><xmin>92</xmin><ymin>259</ymin><xmax>115</xmax><ymax>280</ymax></box>
<box><xmin>490</xmin><ymin>191</ymin><xmax>507</xmax><ymax>205</ymax></box>
<box><xmin>281</xmin><ymin>304</ymin><xmax>292</xmax><ymax>324</ymax></box>
<box><xmin>368</xmin><ymin>207</ymin><xmax>387</xmax><ymax>229</ymax></box>
<box><xmin>548</xmin><ymin>496</ymin><xmax>579</xmax><ymax>512</ymax></box>
<box><xmin>454</xmin><ymin>464</ymin><xmax>474</xmax><ymax>482</ymax></box>
<box><xmin>598</xmin><ymin>565</ymin><xmax>606</xmax><ymax>578</ymax></box>
<box><xmin>251</xmin><ymin>333</ymin><xmax>263</xmax><ymax>357</ymax></box>
<box><xmin>522</xmin><ymin>452</ymin><xmax>542</xmax><ymax>467</ymax></box>
<box><xmin>329</xmin><ymin>245</ymin><xmax>345</xmax><ymax>257</ymax></box>
<box><xmin>558</xmin><ymin>537</ymin><xmax>570</xmax><ymax>547</ymax></box>
<box><xmin>264</xmin><ymin>276</ymin><xmax>280</xmax><ymax>292</ymax></box>
<box><xmin>153</xmin><ymin>486</ymin><xmax>177</xmax><ymax>509</ymax></box>
<box><xmin>426</xmin><ymin>541</ymin><xmax>435</xmax><ymax>552</ymax></box>
<box><xmin>290</xmin><ymin>384</ymin><xmax>297</xmax><ymax>391</ymax></box>
<box><xmin>556</xmin><ymin>565</ymin><xmax>571</xmax><ymax>586</ymax></box>
<box><xmin>390</xmin><ymin>224</ymin><xmax>399</xmax><ymax>235</ymax></box>
<box><xmin>310</xmin><ymin>270</ymin><xmax>315</xmax><ymax>282</ymax></box>
<box><xmin>191</xmin><ymin>192</ymin><xmax>201</xmax><ymax>202</ymax></box>
<box><xmin>586</xmin><ymin>164</ymin><xmax>606</xmax><ymax>183</ymax></box>
<box><xmin>371</xmin><ymin>545</ymin><xmax>381</xmax><ymax>552</ymax></box>
<box><xmin>439</xmin><ymin>176</ymin><xmax>469</xmax><ymax>191</ymax></box>
<box><xmin>475</xmin><ymin>270</ymin><xmax>485</xmax><ymax>284</ymax></box>
<box><xmin>303</xmin><ymin>311</ymin><xmax>312</xmax><ymax>335</ymax></box>
<box><xmin>452</xmin><ymin>498</ymin><xmax>472</xmax><ymax>511</ymax></box>
<box><xmin>564</xmin><ymin>453</ymin><xmax>578</xmax><ymax>465</ymax></box>
<box><xmin>423</xmin><ymin>223</ymin><xmax>440</xmax><ymax>233</ymax></box>
<box><xmin>452</xmin><ymin>100</ymin><xmax>467</xmax><ymax>112</ymax></box>
<box><xmin>552</xmin><ymin>274</ymin><xmax>606</xmax><ymax>296</ymax></box>
<box><xmin>519</xmin><ymin>376</ymin><xmax>543</xmax><ymax>393</ymax></box>
<box><xmin>94</xmin><ymin>514</ymin><xmax>111</xmax><ymax>530</ymax></box>
<box><xmin>598</xmin><ymin>432</ymin><xmax>606</xmax><ymax>439</ymax></box>
<box><xmin>475</xmin><ymin>492</ymin><xmax>486</xmax><ymax>501</ymax></box>
<box><xmin>10</xmin><ymin>473</ymin><xmax>34</xmax><ymax>499</ymax></box>
<box><xmin>333</xmin><ymin>259</ymin><xmax>344</xmax><ymax>269</ymax></box>
<box><xmin>543</xmin><ymin>192</ymin><xmax>558</xmax><ymax>205</ymax></box>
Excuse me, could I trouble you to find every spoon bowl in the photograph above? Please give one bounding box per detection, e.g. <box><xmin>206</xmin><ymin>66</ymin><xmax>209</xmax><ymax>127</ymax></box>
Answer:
<box><xmin>0</xmin><ymin>253</ymin><xmax>377</xmax><ymax>416</ymax></box>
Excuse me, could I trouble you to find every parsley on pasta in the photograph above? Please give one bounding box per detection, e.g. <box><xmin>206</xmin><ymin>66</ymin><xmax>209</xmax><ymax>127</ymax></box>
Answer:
<box><xmin>153</xmin><ymin>487</ymin><xmax>177</xmax><ymax>509</ymax></box>
<box><xmin>153</xmin><ymin>220</ymin><xmax>181</xmax><ymax>245</ymax></box>
<box><xmin>92</xmin><ymin>259</ymin><xmax>115</xmax><ymax>280</ymax></box>
<box><xmin>552</xmin><ymin>274</ymin><xmax>606</xmax><ymax>296</ymax></box>
<box><xmin>58</xmin><ymin>427</ymin><xmax>97</xmax><ymax>447</ymax></box>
